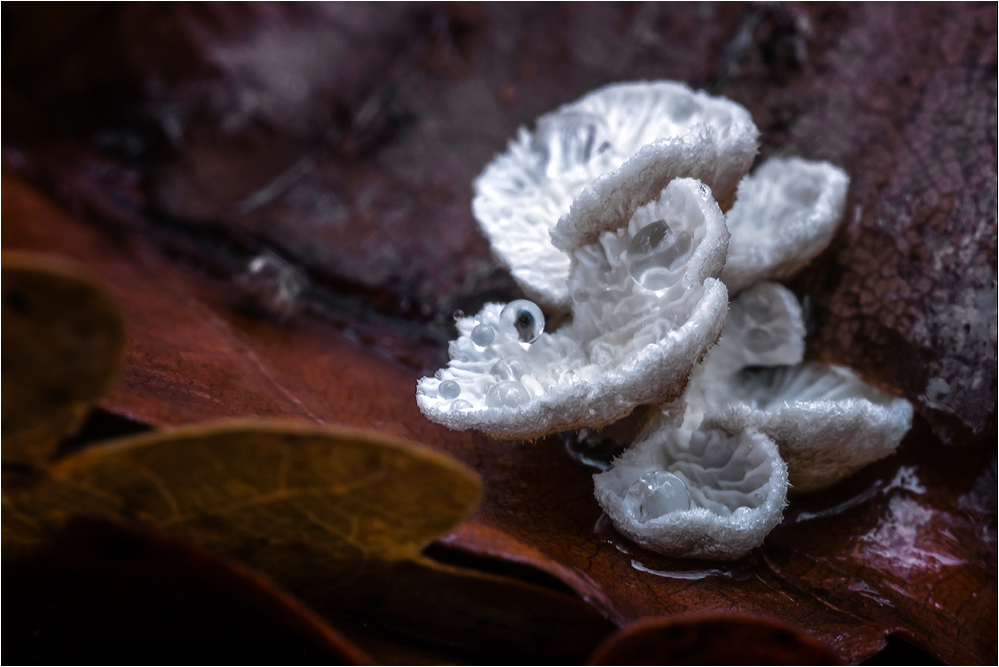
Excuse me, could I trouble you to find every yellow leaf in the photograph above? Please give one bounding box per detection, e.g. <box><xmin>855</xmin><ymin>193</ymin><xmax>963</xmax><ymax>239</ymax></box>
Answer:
<box><xmin>2</xmin><ymin>420</ymin><xmax>483</xmax><ymax>597</ymax></box>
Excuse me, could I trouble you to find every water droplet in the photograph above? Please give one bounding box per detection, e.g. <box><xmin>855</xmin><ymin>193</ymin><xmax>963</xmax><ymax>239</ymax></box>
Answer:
<box><xmin>622</xmin><ymin>471</ymin><xmax>691</xmax><ymax>523</ymax></box>
<box><xmin>573</xmin><ymin>289</ymin><xmax>590</xmax><ymax>303</ymax></box>
<box><xmin>507</xmin><ymin>359</ymin><xmax>528</xmax><ymax>379</ymax></box>
<box><xmin>625</xmin><ymin>220</ymin><xmax>693</xmax><ymax>291</ymax></box>
<box><xmin>742</xmin><ymin>326</ymin><xmax>775</xmax><ymax>354</ymax></box>
<box><xmin>564</xmin><ymin>429</ymin><xmax>626</xmax><ymax>471</ymax></box>
<box><xmin>438</xmin><ymin>380</ymin><xmax>461</xmax><ymax>400</ymax></box>
<box><xmin>697</xmin><ymin>182</ymin><xmax>712</xmax><ymax>201</ymax></box>
<box><xmin>450</xmin><ymin>399</ymin><xmax>473</xmax><ymax>411</ymax></box>
<box><xmin>490</xmin><ymin>359</ymin><xmax>514</xmax><ymax>380</ymax></box>
<box><xmin>471</xmin><ymin>323</ymin><xmax>495</xmax><ymax>347</ymax></box>
<box><xmin>499</xmin><ymin>300</ymin><xmax>545</xmax><ymax>343</ymax></box>
<box><xmin>452</xmin><ymin>310</ymin><xmax>465</xmax><ymax>321</ymax></box>
<box><xmin>560</xmin><ymin>369</ymin><xmax>579</xmax><ymax>385</ymax></box>
<box><xmin>485</xmin><ymin>380</ymin><xmax>530</xmax><ymax>409</ymax></box>
<box><xmin>741</xmin><ymin>293</ymin><xmax>777</xmax><ymax>323</ymax></box>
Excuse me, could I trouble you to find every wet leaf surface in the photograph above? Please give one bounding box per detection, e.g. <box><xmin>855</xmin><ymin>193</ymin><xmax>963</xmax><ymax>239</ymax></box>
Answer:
<box><xmin>3</xmin><ymin>3</ymin><xmax>996</xmax><ymax>663</ymax></box>
<box><xmin>2</xmin><ymin>517</ymin><xmax>372</xmax><ymax>665</ymax></box>
<box><xmin>1</xmin><ymin>253</ymin><xmax>126</xmax><ymax>466</ymax></box>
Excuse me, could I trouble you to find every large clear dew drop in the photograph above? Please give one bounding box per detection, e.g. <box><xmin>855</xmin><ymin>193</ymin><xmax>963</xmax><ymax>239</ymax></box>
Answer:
<box><xmin>742</xmin><ymin>326</ymin><xmax>776</xmax><ymax>354</ymax></box>
<box><xmin>499</xmin><ymin>300</ymin><xmax>545</xmax><ymax>344</ymax></box>
<box><xmin>741</xmin><ymin>293</ymin><xmax>778</xmax><ymax>323</ymax></box>
<box><xmin>438</xmin><ymin>379</ymin><xmax>461</xmax><ymax>400</ymax></box>
<box><xmin>485</xmin><ymin>380</ymin><xmax>530</xmax><ymax>409</ymax></box>
<box><xmin>471</xmin><ymin>323</ymin><xmax>495</xmax><ymax>347</ymax></box>
<box><xmin>622</xmin><ymin>471</ymin><xmax>691</xmax><ymax>523</ymax></box>
<box><xmin>625</xmin><ymin>220</ymin><xmax>693</xmax><ymax>291</ymax></box>
<box><xmin>450</xmin><ymin>399</ymin><xmax>473</xmax><ymax>411</ymax></box>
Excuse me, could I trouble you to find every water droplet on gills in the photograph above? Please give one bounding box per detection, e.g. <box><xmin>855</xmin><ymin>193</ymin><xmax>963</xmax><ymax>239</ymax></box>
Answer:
<box><xmin>485</xmin><ymin>380</ymin><xmax>530</xmax><ymax>409</ymax></box>
<box><xmin>450</xmin><ymin>399</ymin><xmax>473</xmax><ymax>411</ymax></box>
<box><xmin>490</xmin><ymin>359</ymin><xmax>514</xmax><ymax>381</ymax></box>
<box><xmin>742</xmin><ymin>326</ymin><xmax>775</xmax><ymax>354</ymax></box>
<box><xmin>438</xmin><ymin>380</ymin><xmax>461</xmax><ymax>399</ymax></box>
<box><xmin>741</xmin><ymin>293</ymin><xmax>777</xmax><ymax>323</ymax></box>
<box><xmin>625</xmin><ymin>220</ymin><xmax>693</xmax><ymax>291</ymax></box>
<box><xmin>471</xmin><ymin>323</ymin><xmax>495</xmax><ymax>347</ymax></box>
<box><xmin>452</xmin><ymin>310</ymin><xmax>465</xmax><ymax>321</ymax></box>
<box><xmin>623</xmin><ymin>471</ymin><xmax>691</xmax><ymax>523</ymax></box>
<box><xmin>499</xmin><ymin>300</ymin><xmax>545</xmax><ymax>343</ymax></box>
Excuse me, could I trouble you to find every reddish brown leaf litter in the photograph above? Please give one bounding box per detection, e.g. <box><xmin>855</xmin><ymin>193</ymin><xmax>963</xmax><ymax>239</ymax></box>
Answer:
<box><xmin>3</xmin><ymin>2</ymin><xmax>996</xmax><ymax>663</ymax></box>
<box><xmin>4</xmin><ymin>174</ymin><xmax>991</xmax><ymax>664</ymax></box>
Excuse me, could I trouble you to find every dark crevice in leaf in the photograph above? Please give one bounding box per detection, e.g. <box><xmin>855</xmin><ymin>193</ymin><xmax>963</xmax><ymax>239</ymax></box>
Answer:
<box><xmin>860</xmin><ymin>634</ymin><xmax>942</xmax><ymax>666</ymax></box>
<box><xmin>422</xmin><ymin>541</ymin><xmax>580</xmax><ymax>598</ymax></box>
<box><xmin>56</xmin><ymin>408</ymin><xmax>153</xmax><ymax>459</ymax></box>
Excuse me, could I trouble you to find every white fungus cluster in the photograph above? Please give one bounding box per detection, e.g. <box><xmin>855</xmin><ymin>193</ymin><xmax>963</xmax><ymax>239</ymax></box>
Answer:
<box><xmin>417</xmin><ymin>178</ymin><xmax>730</xmax><ymax>441</ymax></box>
<box><xmin>418</xmin><ymin>80</ymin><xmax>913</xmax><ymax>560</ymax></box>
<box><xmin>474</xmin><ymin>81</ymin><xmax>758</xmax><ymax>310</ymax></box>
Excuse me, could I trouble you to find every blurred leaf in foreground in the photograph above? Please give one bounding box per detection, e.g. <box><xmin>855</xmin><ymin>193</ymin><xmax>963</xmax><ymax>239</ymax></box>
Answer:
<box><xmin>2</xmin><ymin>421</ymin><xmax>483</xmax><ymax>597</ymax></box>
<box><xmin>1</xmin><ymin>252</ymin><xmax>125</xmax><ymax>466</ymax></box>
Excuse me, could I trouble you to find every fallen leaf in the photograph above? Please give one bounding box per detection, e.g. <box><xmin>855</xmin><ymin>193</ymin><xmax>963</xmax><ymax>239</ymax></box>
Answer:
<box><xmin>588</xmin><ymin>614</ymin><xmax>843</xmax><ymax>665</ymax></box>
<box><xmin>1</xmin><ymin>252</ymin><xmax>126</xmax><ymax>466</ymax></box>
<box><xmin>3</xmin><ymin>421</ymin><xmax>484</xmax><ymax>589</ymax></box>
<box><xmin>2</xmin><ymin>516</ymin><xmax>372</xmax><ymax>665</ymax></box>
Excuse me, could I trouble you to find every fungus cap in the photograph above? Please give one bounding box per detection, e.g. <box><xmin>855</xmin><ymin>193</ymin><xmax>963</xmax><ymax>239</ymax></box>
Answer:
<box><xmin>417</xmin><ymin>178</ymin><xmax>730</xmax><ymax>440</ymax></box>
<box><xmin>715</xmin><ymin>363</ymin><xmax>914</xmax><ymax>494</ymax></box>
<box><xmin>593</xmin><ymin>418</ymin><xmax>788</xmax><ymax>560</ymax></box>
<box><xmin>474</xmin><ymin>81</ymin><xmax>758</xmax><ymax>310</ymax></box>
<box><xmin>687</xmin><ymin>283</ymin><xmax>913</xmax><ymax>494</ymax></box>
<box><xmin>722</xmin><ymin>157</ymin><xmax>849</xmax><ymax>293</ymax></box>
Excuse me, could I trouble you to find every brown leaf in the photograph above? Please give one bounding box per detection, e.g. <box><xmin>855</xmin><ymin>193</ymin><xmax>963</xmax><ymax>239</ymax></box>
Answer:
<box><xmin>588</xmin><ymin>615</ymin><xmax>843</xmax><ymax>665</ymax></box>
<box><xmin>3</xmin><ymin>3</ymin><xmax>996</xmax><ymax>663</ymax></box>
<box><xmin>1</xmin><ymin>252</ymin><xmax>126</xmax><ymax>466</ymax></box>
<box><xmin>2</xmin><ymin>516</ymin><xmax>372</xmax><ymax>665</ymax></box>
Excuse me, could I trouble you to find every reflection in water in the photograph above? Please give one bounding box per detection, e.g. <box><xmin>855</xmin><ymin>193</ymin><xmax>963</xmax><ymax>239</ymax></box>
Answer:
<box><xmin>861</xmin><ymin>496</ymin><xmax>966</xmax><ymax>575</ymax></box>
<box><xmin>630</xmin><ymin>559</ymin><xmax>749</xmax><ymax>581</ymax></box>
<box><xmin>790</xmin><ymin>465</ymin><xmax>925</xmax><ymax>524</ymax></box>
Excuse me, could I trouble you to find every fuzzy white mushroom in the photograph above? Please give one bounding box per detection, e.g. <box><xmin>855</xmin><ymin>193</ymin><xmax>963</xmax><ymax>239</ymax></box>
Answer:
<box><xmin>593</xmin><ymin>417</ymin><xmax>788</xmax><ymax>560</ymax></box>
<box><xmin>686</xmin><ymin>283</ymin><xmax>914</xmax><ymax>494</ymax></box>
<box><xmin>722</xmin><ymin>157</ymin><xmax>850</xmax><ymax>293</ymax></box>
<box><xmin>474</xmin><ymin>81</ymin><xmax>759</xmax><ymax>310</ymax></box>
<box><xmin>417</xmin><ymin>178</ymin><xmax>730</xmax><ymax>440</ymax></box>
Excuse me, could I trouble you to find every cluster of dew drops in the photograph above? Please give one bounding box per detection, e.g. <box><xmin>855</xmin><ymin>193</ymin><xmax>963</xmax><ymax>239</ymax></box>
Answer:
<box><xmin>439</xmin><ymin>300</ymin><xmax>546</xmax><ymax>412</ymax></box>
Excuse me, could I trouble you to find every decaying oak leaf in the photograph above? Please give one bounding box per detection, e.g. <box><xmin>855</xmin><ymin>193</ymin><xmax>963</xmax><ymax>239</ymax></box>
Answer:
<box><xmin>2</xmin><ymin>421</ymin><xmax>483</xmax><ymax>599</ymax></box>
<box><xmin>1</xmin><ymin>252</ymin><xmax>126</xmax><ymax>467</ymax></box>
<box><xmin>588</xmin><ymin>615</ymin><xmax>842</xmax><ymax>665</ymax></box>
<box><xmin>3</xmin><ymin>516</ymin><xmax>372</xmax><ymax>665</ymax></box>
